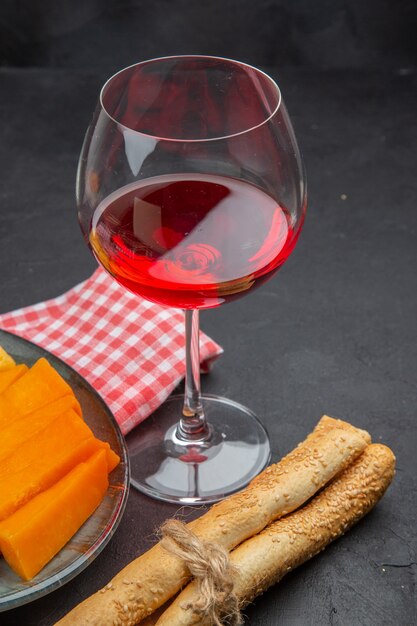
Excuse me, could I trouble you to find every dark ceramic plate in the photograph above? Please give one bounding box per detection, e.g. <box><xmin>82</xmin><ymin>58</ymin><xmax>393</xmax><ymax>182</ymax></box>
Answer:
<box><xmin>0</xmin><ymin>329</ymin><xmax>129</xmax><ymax>611</ymax></box>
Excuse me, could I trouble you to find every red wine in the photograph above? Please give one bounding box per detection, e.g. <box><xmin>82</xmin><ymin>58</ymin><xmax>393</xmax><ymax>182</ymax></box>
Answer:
<box><xmin>90</xmin><ymin>174</ymin><xmax>300</xmax><ymax>309</ymax></box>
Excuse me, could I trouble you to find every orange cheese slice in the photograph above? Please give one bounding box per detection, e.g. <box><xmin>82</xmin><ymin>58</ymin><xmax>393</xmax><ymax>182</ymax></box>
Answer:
<box><xmin>0</xmin><ymin>346</ymin><xmax>16</xmax><ymax>371</ymax></box>
<box><xmin>0</xmin><ymin>395</ymin><xmax>82</xmax><ymax>463</ymax></box>
<box><xmin>0</xmin><ymin>358</ymin><xmax>74</xmax><ymax>425</ymax></box>
<box><xmin>0</xmin><ymin>410</ymin><xmax>100</xmax><ymax>520</ymax></box>
<box><xmin>0</xmin><ymin>365</ymin><xmax>29</xmax><ymax>394</ymax></box>
<box><xmin>0</xmin><ymin>449</ymin><xmax>109</xmax><ymax>580</ymax></box>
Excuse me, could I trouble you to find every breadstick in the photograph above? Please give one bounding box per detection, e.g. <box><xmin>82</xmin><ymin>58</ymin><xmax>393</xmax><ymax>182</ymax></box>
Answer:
<box><xmin>156</xmin><ymin>443</ymin><xmax>395</xmax><ymax>625</ymax></box>
<box><xmin>313</xmin><ymin>414</ymin><xmax>371</xmax><ymax>441</ymax></box>
<box><xmin>56</xmin><ymin>417</ymin><xmax>370</xmax><ymax>626</ymax></box>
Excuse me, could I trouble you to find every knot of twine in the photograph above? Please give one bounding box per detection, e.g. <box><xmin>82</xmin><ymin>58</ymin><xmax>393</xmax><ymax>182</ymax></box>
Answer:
<box><xmin>160</xmin><ymin>519</ymin><xmax>243</xmax><ymax>626</ymax></box>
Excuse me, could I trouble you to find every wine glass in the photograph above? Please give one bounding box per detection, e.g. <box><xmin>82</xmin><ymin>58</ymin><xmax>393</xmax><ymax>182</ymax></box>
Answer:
<box><xmin>76</xmin><ymin>56</ymin><xmax>306</xmax><ymax>504</ymax></box>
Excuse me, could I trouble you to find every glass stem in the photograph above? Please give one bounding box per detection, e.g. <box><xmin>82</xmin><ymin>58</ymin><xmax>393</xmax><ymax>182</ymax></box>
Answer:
<box><xmin>178</xmin><ymin>309</ymin><xmax>210</xmax><ymax>440</ymax></box>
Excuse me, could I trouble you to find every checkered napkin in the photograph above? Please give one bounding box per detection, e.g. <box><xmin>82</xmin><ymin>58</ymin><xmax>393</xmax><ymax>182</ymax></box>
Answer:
<box><xmin>0</xmin><ymin>268</ymin><xmax>222</xmax><ymax>434</ymax></box>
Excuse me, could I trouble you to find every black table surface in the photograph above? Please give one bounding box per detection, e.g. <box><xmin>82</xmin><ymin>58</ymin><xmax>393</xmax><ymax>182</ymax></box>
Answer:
<box><xmin>0</xmin><ymin>66</ymin><xmax>416</xmax><ymax>625</ymax></box>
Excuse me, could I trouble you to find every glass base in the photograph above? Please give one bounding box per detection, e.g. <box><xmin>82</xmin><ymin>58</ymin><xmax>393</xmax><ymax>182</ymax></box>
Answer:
<box><xmin>126</xmin><ymin>395</ymin><xmax>271</xmax><ymax>504</ymax></box>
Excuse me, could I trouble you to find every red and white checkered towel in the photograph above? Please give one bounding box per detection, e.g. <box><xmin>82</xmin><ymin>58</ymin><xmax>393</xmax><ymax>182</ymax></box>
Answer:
<box><xmin>0</xmin><ymin>268</ymin><xmax>222</xmax><ymax>434</ymax></box>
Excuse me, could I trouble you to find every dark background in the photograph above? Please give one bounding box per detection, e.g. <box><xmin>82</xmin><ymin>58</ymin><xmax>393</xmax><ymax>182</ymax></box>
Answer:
<box><xmin>1</xmin><ymin>0</ymin><xmax>417</xmax><ymax>72</ymax></box>
<box><xmin>0</xmin><ymin>1</ymin><xmax>417</xmax><ymax>625</ymax></box>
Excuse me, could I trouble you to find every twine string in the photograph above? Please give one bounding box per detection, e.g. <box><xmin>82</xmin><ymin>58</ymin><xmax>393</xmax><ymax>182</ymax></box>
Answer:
<box><xmin>160</xmin><ymin>519</ymin><xmax>243</xmax><ymax>626</ymax></box>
